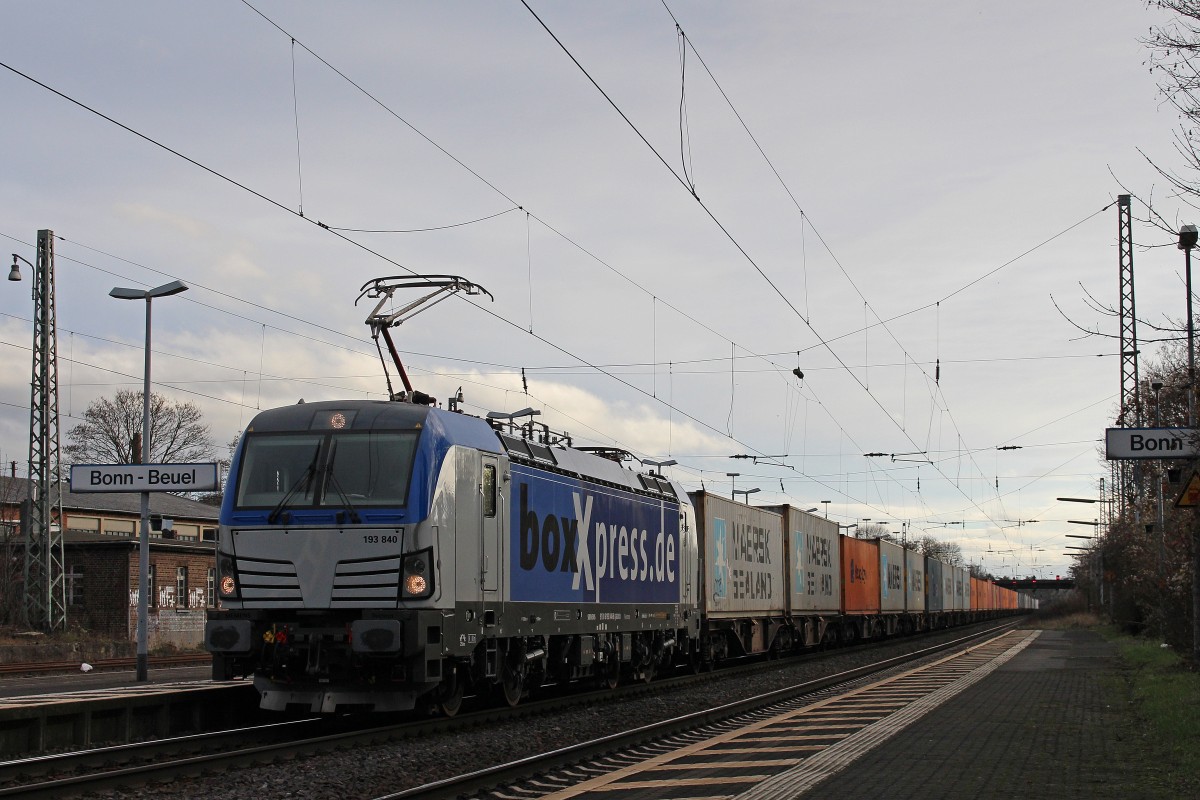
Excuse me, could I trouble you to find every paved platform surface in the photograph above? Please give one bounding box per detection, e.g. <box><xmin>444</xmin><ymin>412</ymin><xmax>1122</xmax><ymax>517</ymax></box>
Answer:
<box><xmin>793</xmin><ymin>628</ymin><xmax>1148</xmax><ymax>799</ymax></box>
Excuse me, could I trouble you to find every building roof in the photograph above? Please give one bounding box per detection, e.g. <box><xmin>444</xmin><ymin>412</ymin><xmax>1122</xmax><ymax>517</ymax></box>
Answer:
<box><xmin>0</xmin><ymin>475</ymin><xmax>219</xmax><ymax>523</ymax></box>
<box><xmin>63</xmin><ymin>529</ymin><xmax>216</xmax><ymax>552</ymax></box>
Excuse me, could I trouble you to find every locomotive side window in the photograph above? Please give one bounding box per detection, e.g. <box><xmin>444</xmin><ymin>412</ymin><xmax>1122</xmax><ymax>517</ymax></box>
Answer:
<box><xmin>482</xmin><ymin>464</ymin><xmax>496</xmax><ymax>517</ymax></box>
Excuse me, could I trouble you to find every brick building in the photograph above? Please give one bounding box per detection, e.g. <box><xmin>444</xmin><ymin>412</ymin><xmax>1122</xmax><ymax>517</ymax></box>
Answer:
<box><xmin>1</xmin><ymin>476</ymin><xmax>219</xmax><ymax>648</ymax></box>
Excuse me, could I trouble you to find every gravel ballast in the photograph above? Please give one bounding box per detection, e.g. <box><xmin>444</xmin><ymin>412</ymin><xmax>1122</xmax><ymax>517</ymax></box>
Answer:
<box><xmin>85</xmin><ymin>623</ymin><xmax>1011</xmax><ymax>800</ymax></box>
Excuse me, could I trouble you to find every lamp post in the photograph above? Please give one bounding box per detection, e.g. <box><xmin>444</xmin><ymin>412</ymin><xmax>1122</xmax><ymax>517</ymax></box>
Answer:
<box><xmin>1182</xmin><ymin>223</ymin><xmax>1200</xmax><ymax>666</ymax></box>
<box><xmin>9</xmin><ymin>253</ymin><xmax>31</xmax><ymax>281</ymax></box>
<box><xmin>641</xmin><ymin>458</ymin><xmax>677</xmax><ymax>476</ymax></box>
<box><xmin>820</xmin><ymin>500</ymin><xmax>830</xmax><ymax>518</ymax></box>
<box><xmin>110</xmin><ymin>280</ymin><xmax>188</xmax><ymax>681</ymax></box>
<box><xmin>733</xmin><ymin>487</ymin><xmax>760</xmax><ymax>504</ymax></box>
<box><xmin>1181</xmin><ymin>225</ymin><xmax>1197</xmax><ymax>426</ymax></box>
<box><xmin>726</xmin><ymin>472</ymin><xmax>739</xmax><ymax>499</ymax></box>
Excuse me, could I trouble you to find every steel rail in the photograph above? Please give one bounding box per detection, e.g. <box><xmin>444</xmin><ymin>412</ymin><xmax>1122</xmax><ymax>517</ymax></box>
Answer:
<box><xmin>0</xmin><ymin>619</ymin><xmax>1020</xmax><ymax>798</ymax></box>
<box><xmin>0</xmin><ymin>654</ymin><xmax>210</xmax><ymax>676</ymax></box>
<box><xmin>376</xmin><ymin>620</ymin><xmax>1022</xmax><ymax>800</ymax></box>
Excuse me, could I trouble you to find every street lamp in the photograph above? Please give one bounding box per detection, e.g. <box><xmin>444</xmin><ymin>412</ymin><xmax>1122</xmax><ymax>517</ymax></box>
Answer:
<box><xmin>9</xmin><ymin>253</ymin><xmax>31</xmax><ymax>282</ymax></box>
<box><xmin>1180</xmin><ymin>224</ymin><xmax>1197</xmax><ymax>425</ymax></box>
<box><xmin>1177</xmin><ymin>226</ymin><xmax>1200</xmax><ymax>665</ymax></box>
<box><xmin>110</xmin><ymin>279</ymin><xmax>188</xmax><ymax>682</ymax></box>
<box><xmin>733</xmin><ymin>487</ymin><xmax>760</xmax><ymax>503</ymax></box>
<box><xmin>641</xmin><ymin>457</ymin><xmax>677</xmax><ymax>476</ymax></box>
<box><xmin>486</xmin><ymin>407</ymin><xmax>540</xmax><ymax>421</ymax></box>
<box><xmin>820</xmin><ymin>500</ymin><xmax>830</xmax><ymax>518</ymax></box>
<box><xmin>726</xmin><ymin>472</ymin><xmax>740</xmax><ymax>498</ymax></box>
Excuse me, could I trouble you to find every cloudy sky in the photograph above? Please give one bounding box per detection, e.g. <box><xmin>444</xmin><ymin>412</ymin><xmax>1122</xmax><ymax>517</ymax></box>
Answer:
<box><xmin>0</xmin><ymin>1</ymin><xmax>1188</xmax><ymax>578</ymax></box>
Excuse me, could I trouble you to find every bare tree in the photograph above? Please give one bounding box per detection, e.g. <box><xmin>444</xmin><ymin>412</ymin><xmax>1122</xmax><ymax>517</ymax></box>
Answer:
<box><xmin>64</xmin><ymin>390</ymin><xmax>215</xmax><ymax>466</ymax></box>
<box><xmin>1145</xmin><ymin>2</ymin><xmax>1200</xmax><ymax>209</ymax></box>
<box><xmin>914</xmin><ymin>535</ymin><xmax>965</xmax><ymax>566</ymax></box>
<box><xmin>856</xmin><ymin>523</ymin><xmax>894</xmax><ymax>541</ymax></box>
<box><xmin>0</xmin><ymin>476</ymin><xmax>24</xmax><ymax>625</ymax></box>
<box><xmin>195</xmin><ymin>433</ymin><xmax>241</xmax><ymax>507</ymax></box>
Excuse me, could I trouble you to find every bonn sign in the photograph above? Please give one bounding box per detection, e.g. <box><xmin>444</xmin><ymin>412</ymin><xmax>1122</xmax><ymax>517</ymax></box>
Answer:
<box><xmin>1105</xmin><ymin>428</ymin><xmax>1199</xmax><ymax>460</ymax></box>
<box><xmin>69</xmin><ymin>463</ymin><xmax>219</xmax><ymax>493</ymax></box>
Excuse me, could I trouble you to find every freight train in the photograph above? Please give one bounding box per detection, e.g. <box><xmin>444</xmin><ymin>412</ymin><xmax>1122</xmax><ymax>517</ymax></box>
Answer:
<box><xmin>204</xmin><ymin>398</ymin><xmax>1034</xmax><ymax>714</ymax></box>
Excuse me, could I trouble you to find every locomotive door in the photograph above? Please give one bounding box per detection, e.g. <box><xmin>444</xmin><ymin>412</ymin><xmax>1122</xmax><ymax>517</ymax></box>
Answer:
<box><xmin>480</xmin><ymin>455</ymin><xmax>499</xmax><ymax>594</ymax></box>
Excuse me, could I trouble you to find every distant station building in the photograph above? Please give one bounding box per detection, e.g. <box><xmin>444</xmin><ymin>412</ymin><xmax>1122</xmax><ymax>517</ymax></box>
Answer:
<box><xmin>0</xmin><ymin>476</ymin><xmax>218</xmax><ymax>648</ymax></box>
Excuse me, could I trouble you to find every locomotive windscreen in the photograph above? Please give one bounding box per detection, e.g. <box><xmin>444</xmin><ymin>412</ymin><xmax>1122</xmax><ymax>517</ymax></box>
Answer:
<box><xmin>234</xmin><ymin>430</ymin><xmax>419</xmax><ymax>509</ymax></box>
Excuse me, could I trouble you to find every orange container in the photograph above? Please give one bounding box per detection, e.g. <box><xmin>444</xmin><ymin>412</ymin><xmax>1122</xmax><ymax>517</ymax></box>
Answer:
<box><xmin>841</xmin><ymin>536</ymin><xmax>880</xmax><ymax>614</ymax></box>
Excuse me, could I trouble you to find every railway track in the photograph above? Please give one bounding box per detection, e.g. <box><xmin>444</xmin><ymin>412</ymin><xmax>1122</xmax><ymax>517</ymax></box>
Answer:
<box><xmin>0</xmin><ymin>620</ymin><xmax>1019</xmax><ymax>799</ymax></box>
<box><xmin>0</xmin><ymin>654</ymin><xmax>210</xmax><ymax>676</ymax></box>
<box><xmin>382</xmin><ymin>620</ymin><xmax>1026</xmax><ymax>800</ymax></box>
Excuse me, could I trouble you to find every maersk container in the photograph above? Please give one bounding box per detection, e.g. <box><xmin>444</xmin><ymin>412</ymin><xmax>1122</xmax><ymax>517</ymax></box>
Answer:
<box><xmin>765</xmin><ymin>505</ymin><xmax>841</xmax><ymax>615</ymax></box>
<box><xmin>925</xmin><ymin>557</ymin><xmax>944</xmax><ymax>612</ymax></box>
<box><xmin>905</xmin><ymin>549</ymin><xmax>925</xmax><ymax>613</ymax></box>
<box><xmin>879</xmin><ymin>539</ymin><xmax>906</xmax><ymax>613</ymax></box>
<box><xmin>692</xmin><ymin>491</ymin><xmax>785</xmax><ymax>617</ymax></box>
<box><xmin>842</xmin><ymin>536</ymin><xmax>881</xmax><ymax>615</ymax></box>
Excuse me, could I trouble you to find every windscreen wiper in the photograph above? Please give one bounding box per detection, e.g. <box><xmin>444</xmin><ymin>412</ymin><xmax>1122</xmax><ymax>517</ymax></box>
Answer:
<box><xmin>321</xmin><ymin>439</ymin><xmax>362</xmax><ymax>524</ymax></box>
<box><xmin>267</xmin><ymin>443</ymin><xmax>321</xmax><ymax>524</ymax></box>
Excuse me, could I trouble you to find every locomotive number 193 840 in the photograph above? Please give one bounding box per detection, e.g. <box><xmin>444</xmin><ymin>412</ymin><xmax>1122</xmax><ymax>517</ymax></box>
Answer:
<box><xmin>363</xmin><ymin>534</ymin><xmax>399</xmax><ymax>544</ymax></box>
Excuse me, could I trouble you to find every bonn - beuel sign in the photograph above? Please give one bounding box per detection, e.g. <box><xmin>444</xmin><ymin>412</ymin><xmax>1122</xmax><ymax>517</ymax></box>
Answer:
<box><xmin>1105</xmin><ymin>427</ymin><xmax>1199</xmax><ymax>460</ymax></box>
<box><xmin>69</xmin><ymin>463</ymin><xmax>219</xmax><ymax>493</ymax></box>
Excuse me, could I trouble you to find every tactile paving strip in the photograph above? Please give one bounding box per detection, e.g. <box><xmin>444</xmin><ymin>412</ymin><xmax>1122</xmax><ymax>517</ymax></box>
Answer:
<box><xmin>495</xmin><ymin>630</ymin><xmax>1039</xmax><ymax>800</ymax></box>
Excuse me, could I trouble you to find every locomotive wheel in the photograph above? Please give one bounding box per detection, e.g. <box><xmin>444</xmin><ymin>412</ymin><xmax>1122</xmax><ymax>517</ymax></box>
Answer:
<box><xmin>639</xmin><ymin>661</ymin><xmax>656</xmax><ymax>684</ymax></box>
<box><xmin>500</xmin><ymin>660</ymin><xmax>525</xmax><ymax>707</ymax></box>
<box><xmin>603</xmin><ymin>656</ymin><xmax>620</xmax><ymax>690</ymax></box>
<box><xmin>437</xmin><ymin>667</ymin><xmax>465</xmax><ymax>717</ymax></box>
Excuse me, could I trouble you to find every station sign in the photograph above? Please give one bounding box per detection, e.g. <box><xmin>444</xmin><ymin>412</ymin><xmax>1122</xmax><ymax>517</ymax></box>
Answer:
<box><xmin>1105</xmin><ymin>427</ymin><xmax>1199</xmax><ymax>460</ymax></box>
<box><xmin>69</xmin><ymin>463</ymin><xmax>219</xmax><ymax>493</ymax></box>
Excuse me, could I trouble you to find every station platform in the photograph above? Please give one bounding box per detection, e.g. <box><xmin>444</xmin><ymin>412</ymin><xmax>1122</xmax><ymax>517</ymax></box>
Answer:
<box><xmin>741</xmin><ymin>628</ymin><xmax>1149</xmax><ymax>799</ymax></box>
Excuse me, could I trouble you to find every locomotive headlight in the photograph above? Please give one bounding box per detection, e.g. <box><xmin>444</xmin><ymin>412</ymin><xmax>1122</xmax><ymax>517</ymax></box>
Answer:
<box><xmin>217</xmin><ymin>553</ymin><xmax>240</xmax><ymax>599</ymax></box>
<box><xmin>401</xmin><ymin>547</ymin><xmax>435</xmax><ymax>599</ymax></box>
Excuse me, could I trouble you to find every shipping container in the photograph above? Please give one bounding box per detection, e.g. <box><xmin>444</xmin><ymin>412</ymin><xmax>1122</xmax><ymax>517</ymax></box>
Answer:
<box><xmin>765</xmin><ymin>505</ymin><xmax>841</xmax><ymax>615</ymax></box>
<box><xmin>691</xmin><ymin>491</ymin><xmax>785</xmax><ymax>617</ymax></box>
<box><xmin>841</xmin><ymin>536</ymin><xmax>881</xmax><ymax>614</ymax></box>
<box><xmin>879</xmin><ymin>539</ymin><xmax>906</xmax><ymax>612</ymax></box>
<box><xmin>954</xmin><ymin>567</ymin><xmax>969</xmax><ymax>611</ymax></box>
<box><xmin>925</xmin><ymin>557</ymin><xmax>944</xmax><ymax>613</ymax></box>
<box><xmin>905</xmin><ymin>549</ymin><xmax>925</xmax><ymax>613</ymax></box>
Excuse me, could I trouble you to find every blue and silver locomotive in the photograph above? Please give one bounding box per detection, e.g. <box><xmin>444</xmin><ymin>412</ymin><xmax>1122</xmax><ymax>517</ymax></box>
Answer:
<box><xmin>205</xmin><ymin>399</ymin><xmax>700</xmax><ymax>713</ymax></box>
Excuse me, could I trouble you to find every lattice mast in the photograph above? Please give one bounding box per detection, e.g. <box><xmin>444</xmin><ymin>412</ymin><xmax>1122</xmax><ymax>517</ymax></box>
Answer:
<box><xmin>1115</xmin><ymin>195</ymin><xmax>1141</xmax><ymax>515</ymax></box>
<box><xmin>23</xmin><ymin>229</ymin><xmax>66</xmax><ymax>630</ymax></box>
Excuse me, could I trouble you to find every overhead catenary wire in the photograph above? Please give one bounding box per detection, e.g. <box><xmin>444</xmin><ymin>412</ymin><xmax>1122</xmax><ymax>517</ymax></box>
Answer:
<box><xmin>0</xmin><ymin>10</ymin><xmax>1104</xmax><ymax>563</ymax></box>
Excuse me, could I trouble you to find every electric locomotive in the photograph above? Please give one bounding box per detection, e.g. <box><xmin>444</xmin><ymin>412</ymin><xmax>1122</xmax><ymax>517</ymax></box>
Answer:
<box><xmin>204</xmin><ymin>398</ymin><xmax>700</xmax><ymax>713</ymax></box>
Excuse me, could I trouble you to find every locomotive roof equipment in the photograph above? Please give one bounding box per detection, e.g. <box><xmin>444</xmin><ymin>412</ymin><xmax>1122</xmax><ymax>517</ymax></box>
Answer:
<box><xmin>355</xmin><ymin>274</ymin><xmax>492</xmax><ymax>405</ymax></box>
